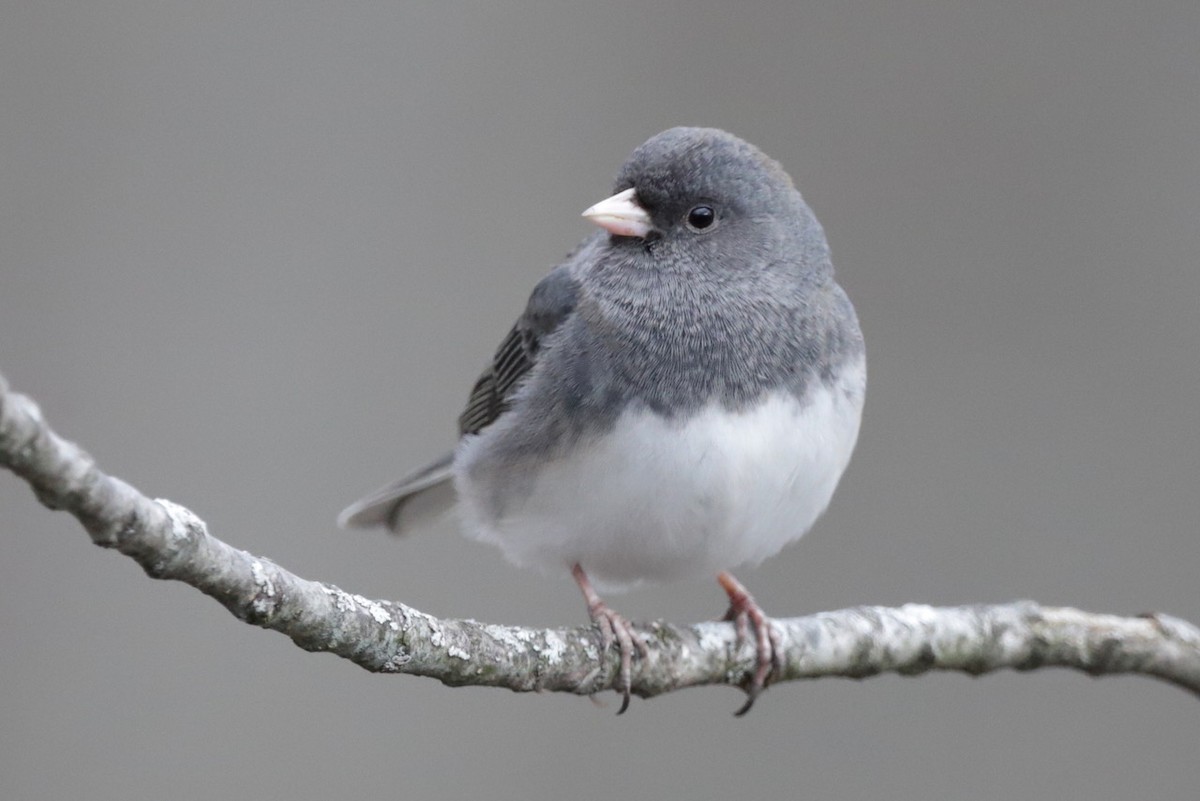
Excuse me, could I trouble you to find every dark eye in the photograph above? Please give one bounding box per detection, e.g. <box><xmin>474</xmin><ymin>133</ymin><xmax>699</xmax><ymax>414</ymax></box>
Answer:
<box><xmin>685</xmin><ymin>205</ymin><xmax>716</xmax><ymax>231</ymax></box>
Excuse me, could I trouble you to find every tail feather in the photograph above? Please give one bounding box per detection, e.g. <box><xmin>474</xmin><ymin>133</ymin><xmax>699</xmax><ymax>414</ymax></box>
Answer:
<box><xmin>338</xmin><ymin>453</ymin><xmax>455</xmax><ymax>533</ymax></box>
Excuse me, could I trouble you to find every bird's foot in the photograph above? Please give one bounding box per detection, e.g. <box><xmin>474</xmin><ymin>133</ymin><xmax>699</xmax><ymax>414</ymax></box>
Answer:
<box><xmin>717</xmin><ymin>571</ymin><xmax>783</xmax><ymax>716</ymax></box>
<box><xmin>572</xmin><ymin>563</ymin><xmax>647</xmax><ymax>714</ymax></box>
<box><xmin>571</xmin><ymin>563</ymin><xmax>648</xmax><ymax>714</ymax></box>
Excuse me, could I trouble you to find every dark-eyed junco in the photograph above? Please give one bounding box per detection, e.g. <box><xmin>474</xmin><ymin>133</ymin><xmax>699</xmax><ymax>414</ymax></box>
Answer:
<box><xmin>341</xmin><ymin>127</ymin><xmax>865</xmax><ymax>714</ymax></box>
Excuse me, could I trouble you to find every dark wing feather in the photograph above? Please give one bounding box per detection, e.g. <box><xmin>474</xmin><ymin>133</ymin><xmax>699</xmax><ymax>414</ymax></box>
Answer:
<box><xmin>457</xmin><ymin>325</ymin><xmax>527</xmax><ymax>435</ymax></box>
<box><xmin>457</xmin><ymin>265</ymin><xmax>579</xmax><ymax>436</ymax></box>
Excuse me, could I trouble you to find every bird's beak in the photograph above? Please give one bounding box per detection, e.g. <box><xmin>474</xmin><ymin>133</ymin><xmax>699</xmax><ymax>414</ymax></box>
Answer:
<box><xmin>581</xmin><ymin>187</ymin><xmax>654</xmax><ymax>239</ymax></box>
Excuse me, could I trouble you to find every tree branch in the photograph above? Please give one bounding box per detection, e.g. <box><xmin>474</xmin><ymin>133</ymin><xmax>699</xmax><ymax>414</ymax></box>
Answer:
<box><xmin>2</xmin><ymin>370</ymin><xmax>1198</xmax><ymax>708</ymax></box>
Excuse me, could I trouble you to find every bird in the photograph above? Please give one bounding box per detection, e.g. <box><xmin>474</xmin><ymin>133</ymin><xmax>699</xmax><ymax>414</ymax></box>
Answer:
<box><xmin>340</xmin><ymin>127</ymin><xmax>866</xmax><ymax>714</ymax></box>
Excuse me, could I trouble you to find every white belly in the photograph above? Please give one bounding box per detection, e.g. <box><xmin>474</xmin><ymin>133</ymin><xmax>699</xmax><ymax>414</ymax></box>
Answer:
<box><xmin>456</xmin><ymin>359</ymin><xmax>865</xmax><ymax>592</ymax></box>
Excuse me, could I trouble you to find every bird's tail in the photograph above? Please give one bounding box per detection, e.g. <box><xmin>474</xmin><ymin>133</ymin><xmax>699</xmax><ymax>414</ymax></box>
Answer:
<box><xmin>337</xmin><ymin>453</ymin><xmax>455</xmax><ymax>534</ymax></box>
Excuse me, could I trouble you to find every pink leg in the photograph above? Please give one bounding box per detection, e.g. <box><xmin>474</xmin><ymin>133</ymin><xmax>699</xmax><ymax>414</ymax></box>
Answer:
<box><xmin>572</xmin><ymin>563</ymin><xmax>646</xmax><ymax>714</ymax></box>
<box><xmin>718</xmin><ymin>571</ymin><xmax>783</xmax><ymax>716</ymax></box>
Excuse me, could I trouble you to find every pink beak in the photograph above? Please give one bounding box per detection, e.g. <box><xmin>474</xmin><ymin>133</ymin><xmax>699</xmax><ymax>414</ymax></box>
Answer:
<box><xmin>581</xmin><ymin>187</ymin><xmax>654</xmax><ymax>238</ymax></box>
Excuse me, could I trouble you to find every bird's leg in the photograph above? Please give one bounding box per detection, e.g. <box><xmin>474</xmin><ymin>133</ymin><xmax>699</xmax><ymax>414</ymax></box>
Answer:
<box><xmin>717</xmin><ymin>571</ymin><xmax>783</xmax><ymax>716</ymax></box>
<box><xmin>571</xmin><ymin>563</ymin><xmax>645</xmax><ymax>714</ymax></box>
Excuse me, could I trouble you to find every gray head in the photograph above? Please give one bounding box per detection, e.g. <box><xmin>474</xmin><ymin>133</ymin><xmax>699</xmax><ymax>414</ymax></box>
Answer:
<box><xmin>584</xmin><ymin>127</ymin><xmax>830</xmax><ymax>276</ymax></box>
<box><xmin>545</xmin><ymin>126</ymin><xmax>860</xmax><ymax>421</ymax></box>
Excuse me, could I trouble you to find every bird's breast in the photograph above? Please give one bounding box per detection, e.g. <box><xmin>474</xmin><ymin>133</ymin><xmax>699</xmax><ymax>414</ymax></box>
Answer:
<box><xmin>455</xmin><ymin>356</ymin><xmax>865</xmax><ymax>592</ymax></box>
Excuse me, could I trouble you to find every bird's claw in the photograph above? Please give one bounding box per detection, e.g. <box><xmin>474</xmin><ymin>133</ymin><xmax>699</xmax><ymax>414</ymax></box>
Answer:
<box><xmin>586</xmin><ymin>600</ymin><xmax>646</xmax><ymax>713</ymax></box>
<box><xmin>718</xmin><ymin>571</ymin><xmax>782</xmax><ymax>716</ymax></box>
<box><xmin>573</xmin><ymin>563</ymin><xmax>646</xmax><ymax>714</ymax></box>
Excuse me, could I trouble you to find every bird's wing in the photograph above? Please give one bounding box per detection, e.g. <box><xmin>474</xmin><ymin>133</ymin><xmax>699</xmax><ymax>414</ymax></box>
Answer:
<box><xmin>339</xmin><ymin>264</ymin><xmax>580</xmax><ymax>533</ymax></box>
<box><xmin>457</xmin><ymin>264</ymin><xmax>579</xmax><ymax>436</ymax></box>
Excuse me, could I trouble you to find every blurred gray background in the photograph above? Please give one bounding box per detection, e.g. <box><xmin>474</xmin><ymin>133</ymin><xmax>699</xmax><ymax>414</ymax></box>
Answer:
<box><xmin>2</xmin><ymin>3</ymin><xmax>1198</xmax><ymax>799</ymax></box>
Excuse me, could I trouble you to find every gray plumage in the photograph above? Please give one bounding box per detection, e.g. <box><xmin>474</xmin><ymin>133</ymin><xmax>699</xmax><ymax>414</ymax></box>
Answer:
<box><xmin>340</xmin><ymin>127</ymin><xmax>864</xmax><ymax>590</ymax></box>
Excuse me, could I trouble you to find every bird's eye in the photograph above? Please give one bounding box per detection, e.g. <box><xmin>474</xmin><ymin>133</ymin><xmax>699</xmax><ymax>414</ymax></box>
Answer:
<box><xmin>685</xmin><ymin>205</ymin><xmax>716</xmax><ymax>232</ymax></box>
